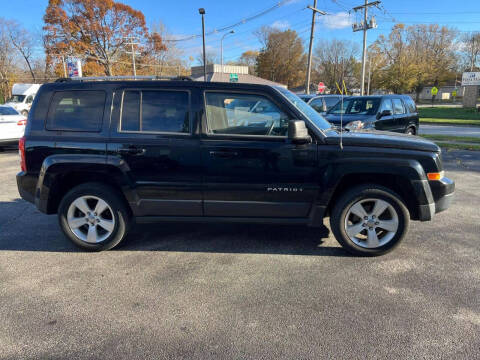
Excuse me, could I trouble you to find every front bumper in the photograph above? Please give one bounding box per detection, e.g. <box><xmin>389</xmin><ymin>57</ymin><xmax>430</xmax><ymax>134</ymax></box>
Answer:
<box><xmin>418</xmin><ymin>176</ymin><xmax>455</xmax><ymax>221</ymax></box>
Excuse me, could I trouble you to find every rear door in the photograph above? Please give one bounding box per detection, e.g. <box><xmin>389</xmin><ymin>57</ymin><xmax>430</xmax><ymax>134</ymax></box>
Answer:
<box><xmin>200</xmin><ymin>89</ymin><xmax>318</xmax><ymax>218</ymax></box>
<box><xmin>392</xmin><ymin>97</ymin><xmax>408</xmax><ymax>132</ymax></box>
<box><xmin>108</xmin><ymin>86</ymin><xmax>202</xmax><ymax>217</ymax></box>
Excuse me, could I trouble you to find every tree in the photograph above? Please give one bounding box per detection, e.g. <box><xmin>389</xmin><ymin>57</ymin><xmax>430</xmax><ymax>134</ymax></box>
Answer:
<box><xmin>313</xmin><ymin>39</ymin><xmax>359</xmax><ymax>93</ymax></box>
<box><xmin>6</xmin><ymin>20</ymin><xmax>38</xmax><ymax>82</ymax></box>
<box><xmin>255</xmin><ymin>27</ymin><xmax>306</xmax><ymax>88</ymax></box>
<box><xmin>238</xmin><ymin>50</ymin><xmax>259</xmax><ymax>75</ymax></box>
<box><xmin>196</xmin><ymin>50</ymin><xmax>218</xmax><ymax>66</ymax></box>
<box><xmin>460</xmin><ymin>32</ymin><xmax>480</xmax><ymax>71</ymax></box>
<box><xmin>371</xmin><ymin>24</ymin><xmax>458</xmax><ymax>96</ymax></box>
<box><xmin>0</xmin><ymin>19</ymin><xmax>18</xmax><ymax>102</ymax></box>
<box><xmin>43</xmin><ymin>0</ymin><xmax>165</xmax><ymax>76</ymax></box>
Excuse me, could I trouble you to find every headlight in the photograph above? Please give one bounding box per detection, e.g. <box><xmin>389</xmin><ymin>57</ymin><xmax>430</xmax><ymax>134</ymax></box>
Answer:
<box><xmin>345</xmin><ymin>120</ymin><xmax>365</xmax><ymax>130</ymax></box>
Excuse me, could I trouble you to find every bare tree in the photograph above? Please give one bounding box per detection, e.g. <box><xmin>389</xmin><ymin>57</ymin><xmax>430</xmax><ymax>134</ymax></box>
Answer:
<box><xmin>0</xmin><ymin>19</ymin><xmax>18</xmax><ymax>101</ymax></box>
<box><xmin>196</xmin><ymin>50</ymin><xmax>218</xmax><ymax>66</ymax></box>
<box><xmin>460</xmin><ymin>31</ymin><xmax>480</xmax><ymax>71</ymax></box>
<box><xmin>313</xmin><ymin>39</ymin><xmax>360</xmax><ymax>93</ymax></box>
<box><xmin>6</xmin><ymin>20</ymin><xmax>37</xmax><ymax>82</ymax></box>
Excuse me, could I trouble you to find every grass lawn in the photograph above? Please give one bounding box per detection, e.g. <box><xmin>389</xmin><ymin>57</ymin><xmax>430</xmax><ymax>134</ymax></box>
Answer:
<box><xmin>437</xmin><ymin>142</ymin><xmax>480</xmax><ymax>151</ymax></box>
<box><xmin>420</xmin><ymin>118</ymin><xmax>480</xmax><ymax>126</ymax></box>
<box><xmin>420</xmin><ymin>134</ymin><xmax>480</xmax><ymax>144</ymax></box>
<box><xmin>418</xmin><ymin>107</ymin><xmax>480</xmax><ymax>120</ymax></box>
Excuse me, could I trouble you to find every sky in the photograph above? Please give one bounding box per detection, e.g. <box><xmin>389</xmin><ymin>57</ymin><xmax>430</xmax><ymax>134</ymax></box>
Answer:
<box><xmin>2</xmin><ymin>0</ymin><xmax>480</xmax><ymax>65</ymax></box>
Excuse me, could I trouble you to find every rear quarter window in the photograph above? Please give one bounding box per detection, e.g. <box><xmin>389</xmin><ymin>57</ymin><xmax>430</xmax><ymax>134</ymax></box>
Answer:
<box><xmin>46</xmin><ymin>90</ymin><xmax>106</xmax><ymax>132</ymax></box>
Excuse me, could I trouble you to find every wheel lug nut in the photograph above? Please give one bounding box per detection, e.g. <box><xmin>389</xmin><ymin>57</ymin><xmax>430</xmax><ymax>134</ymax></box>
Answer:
<box><xmin>369</xmin><ymin>227</ymin><xmax>373</xmax><ymax>230</ymax></box>
<box><xmin>375</xmin><ymin>221</ymin><xmax>379</xmax><ymax>225</ymax></box>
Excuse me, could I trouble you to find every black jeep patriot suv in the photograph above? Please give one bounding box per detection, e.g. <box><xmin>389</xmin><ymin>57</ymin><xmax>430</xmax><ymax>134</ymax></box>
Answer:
<box><xmin>16</xmin><ymin>77</ymin><xmax>454</xmax><ymax>255</ymax></box>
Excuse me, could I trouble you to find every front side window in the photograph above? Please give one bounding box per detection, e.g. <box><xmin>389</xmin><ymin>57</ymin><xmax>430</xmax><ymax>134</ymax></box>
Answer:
<box><xmin>329</xmin><ymin>98</ymin><xmax>380</xmax><ymax>116</ymax></box>
<box><xmin>120</xmin><ymin>90</ymin><xmax>189</xmax><ymax>133</ymax></box>
<box><xmin>46</xmin><ymin>90</ymin><xmax>106</xmax><ymax>132</ymax></box>
<box><xmin>379</xmin><ymin>99</ymin><xmax>393</xmax><ymax>113</ymax></box>
<box><xmin>392</xmin><ymin>98</ymin><xmax>406</xmax><ymax>114</ymax></box>
<box><xmin>205</xmin><ymin>92</ymin><xmax>290</xmax><ymax>136</ymax></box>
<box><xmin>309</xmin><ymin>98</ymin><xmax>325</xmax><ymax>112</ymax></box>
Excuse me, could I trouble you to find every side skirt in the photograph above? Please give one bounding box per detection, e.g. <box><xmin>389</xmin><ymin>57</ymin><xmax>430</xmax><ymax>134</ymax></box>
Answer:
<box><xmin>135</xmin><ymin>216</ymin><xmax>310</xmax><ymax>225</ymax></box>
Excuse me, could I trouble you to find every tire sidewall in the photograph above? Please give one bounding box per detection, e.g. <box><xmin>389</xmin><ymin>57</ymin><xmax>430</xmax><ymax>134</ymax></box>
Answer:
<box><xmin>58</xmin><ymin>183</ymin><xmax>130</xmax><ymax>251</ymax></box>
<box><xmin>331</xmin><ymin>186</ymin><xmax>410</xmax><ymax>256</ymax></box>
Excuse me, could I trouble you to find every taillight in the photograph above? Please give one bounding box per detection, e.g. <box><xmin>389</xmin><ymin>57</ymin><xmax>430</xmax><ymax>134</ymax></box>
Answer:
<box><xmin>17</xmin><ymin>119</ymin><xmax>27</xmax><ymax>126</ymax></box>
<box><xmin>19</xmin><ymin>136</ymin><xmax>26</xmax><ymax>172</ymax></box>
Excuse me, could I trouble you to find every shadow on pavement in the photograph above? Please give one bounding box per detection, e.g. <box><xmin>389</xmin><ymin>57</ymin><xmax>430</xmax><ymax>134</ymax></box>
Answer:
<box><xmin>0</xmin><ymin>199</ymin><xmax>347</xmax><ymax>257</ymax></box>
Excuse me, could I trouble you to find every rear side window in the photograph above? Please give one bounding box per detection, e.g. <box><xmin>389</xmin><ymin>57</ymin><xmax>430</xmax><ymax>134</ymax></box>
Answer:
<box><xmin>46</xmin><ymin>91</ymin><xmax>106</xmax><ymax>131</ymax></box>
<box><xmin>404</xmin><ymin>97</ymin><xmax>417</xmax><ymax>113</ymax></box>
<box><xmin>392</xmin><ymin>98</ymin><xmax>405</xmax><ymax>114</ymax></box>
<box><xmin>120</xmin><ymin>90</ymin><xmax>189</xmax><ymax>133</ymax></box>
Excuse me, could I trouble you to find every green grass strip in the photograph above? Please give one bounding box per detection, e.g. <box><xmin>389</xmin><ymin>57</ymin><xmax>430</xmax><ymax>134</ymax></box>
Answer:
<box><xmin>419</xmin><ymin>134</ymin><xmax>480</xmax><ymax>144</ymax></box>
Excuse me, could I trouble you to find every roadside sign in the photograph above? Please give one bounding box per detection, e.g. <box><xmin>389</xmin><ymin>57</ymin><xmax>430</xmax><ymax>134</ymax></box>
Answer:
<box><xmin>461</xmin><ymin>72</ymin><xmax>480</xmax><ymax>86</ymax></box>
<box><xmin>318</xmin><ymin>82</ymin><xmax>326</xmax><ymax>94</ymax></box>
<box><xmin>431</xmin><ymin>86</ymin><xmax>438</xmax><ymax>96</ymax></box>
<box><xmin>452</xmin><ymin>89</ymin><xmax>457</xmax><ymax>97</ymax></box>
<box><xmin>67</xmin><ymin>59</ymin><xmax>82</xmax><ymax>78</ymax></box>
<box><xmin>229</xmin><ymin>73</ymin><xmax>238</xmax><ymax>83</ymax></box>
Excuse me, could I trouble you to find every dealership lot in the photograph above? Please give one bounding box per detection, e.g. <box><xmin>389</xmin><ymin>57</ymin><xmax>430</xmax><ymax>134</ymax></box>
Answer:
<box><xmin>0</xmin><ymin>149</ymin><xmax>479</xmax><ymax>359</ymax></box>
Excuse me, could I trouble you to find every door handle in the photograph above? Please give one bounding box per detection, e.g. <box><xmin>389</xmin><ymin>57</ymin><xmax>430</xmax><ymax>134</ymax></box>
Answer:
<box><xmin>209</xmin><ymin>150</ymin><xmax>239</xmax><ymax>158</ymax></box>
<box><xmin>118</xmin><ymin>146</ymin><xmax>146</xmax><ymax>155</ymax></box>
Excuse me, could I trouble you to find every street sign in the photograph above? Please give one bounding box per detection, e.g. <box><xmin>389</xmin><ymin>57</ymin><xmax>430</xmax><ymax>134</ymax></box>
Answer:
<box><xmin>229</xmin><ymin>73</ymin><xmax>238</xmax><ymax>83</ymax></box>
<box><xmin>318</xmin><ymin>82</ymin><xmax>326</xmax><ymax>94</ymax></box>
<box><xmin>452</xmin><ymin>89</ymin><xmax>457</xmax><ymax>97</ymax></box>
<box><xmin>431</xmin><ymin>86</ymin><xmax>438</xmax><ymax>96</ymax></box>
<box><xmin>461</xmin><ymin>72</ymin><xmax>480</xmax><ymax>86</ymax></box>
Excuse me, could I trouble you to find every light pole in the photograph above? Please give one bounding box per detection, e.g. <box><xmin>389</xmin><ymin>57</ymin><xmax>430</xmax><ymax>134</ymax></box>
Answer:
<box><xmin>305</xmin><ymin>2</ymin><xmax>326</xmax><ymax>94</ymax></box>
<box><xmin>221</xmin><ymin>30</ymin><xmax>234</xmax><ymax>74</ymax></box>
<box><xmin>199</xmin><ymin>8</ymin><xmax>207</xmax><ymax>81</ymax></box>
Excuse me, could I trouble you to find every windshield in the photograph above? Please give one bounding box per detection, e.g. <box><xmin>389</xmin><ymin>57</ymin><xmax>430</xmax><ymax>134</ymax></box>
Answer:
<box><xmin>7</xmin><ymin>95</ymin><xmax>25</xmax><ymax>103</ymax></box>
<box><xmin>329</xmin><ymin>98</ymin><xmax>380</xmax><ymax>115</ymax></box>
<box><xmin>275</xmin><ymin>87</ymin><xmax>332</xmax><ymax>130</ymax></box>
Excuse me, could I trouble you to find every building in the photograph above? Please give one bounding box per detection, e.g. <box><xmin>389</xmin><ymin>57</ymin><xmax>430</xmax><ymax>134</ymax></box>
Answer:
<box><xmin>190</xmin><ymin>64</ymin><xmax>286</xmax><ymax>88</ymax></box>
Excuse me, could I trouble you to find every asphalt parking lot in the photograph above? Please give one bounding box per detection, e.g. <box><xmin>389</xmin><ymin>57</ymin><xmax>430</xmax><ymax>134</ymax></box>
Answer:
<box><xmin>0</xmin><ymin>148</ymin><xmax>479</xmax><ymax>359</ymax></box>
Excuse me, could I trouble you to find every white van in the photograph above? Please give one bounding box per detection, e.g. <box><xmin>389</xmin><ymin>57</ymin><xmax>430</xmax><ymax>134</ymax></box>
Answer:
<box><xmin>5</xmin><ymin>83</ymin><xmax>41</xmax><ymax>117</ymax></box>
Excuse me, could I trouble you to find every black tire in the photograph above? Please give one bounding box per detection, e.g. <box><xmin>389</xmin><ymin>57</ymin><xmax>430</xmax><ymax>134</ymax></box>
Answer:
<box><xmin>21</xmin><ymin>110</ymin><xmax>28</xmax><ymax>117</ymax></box>
<box><xmin>405</xmin><ymin>126</ymin><xmax>416</xmax><ymax>135</ymax></box>
<box><xmin>58</xmin><ymin>182</ymin><xmax>131</xmax><ymax>251</ymax></box>
<box><xmin>330</xmin><ymin>184</ymin><xmax>410</xmax><ymax>256</ymax></box>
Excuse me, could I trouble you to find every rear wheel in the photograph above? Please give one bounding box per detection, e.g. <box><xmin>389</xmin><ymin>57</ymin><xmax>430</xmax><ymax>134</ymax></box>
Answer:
<box><xmin>21</xmin><ymin>110</ymin><xmax>28</xmax><ymax>117</ymax></box>
<box><xmin>58</xmin><ymin>182</ymin><xmax>131</xmax><ymax>251</ymax></box>
<box><xmin>405</xmin><ymin>126</ymin><xmax>416</xmax><ymax>135</ymax></box>
<box><xmin>330</xmin><ymin>184</ymin><xmax>410</xmax><ymax>256</ymax></box>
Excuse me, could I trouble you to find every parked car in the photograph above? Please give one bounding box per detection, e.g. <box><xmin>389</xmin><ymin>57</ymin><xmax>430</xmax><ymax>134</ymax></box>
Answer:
<box><xmin>307</xmin><ymin>95</ymin><xmax>342</xmax><ymax>115</ymax></box>
<box><xmin>5</xmin><ymin>83</ymin><xmax>41</xmax><ymax>117</ymax></box>
<box><xmin>17</xmin><ymin>77</ymin><xmax>454</xmax><ymax>255</ymax></box>
<box><xmin>297</xmin><ymin>94</ymin><xmax>316</xmax><ymax>103</ymax></box>
<box><xmin>324</xmin><ymin>95</ymin><xmax>419</xmax><ymax>134</ymax></box>
<box><xmin>0</xmin><ymin>105</ymin><xmax>27</xmax><ymax>149</ymax></box>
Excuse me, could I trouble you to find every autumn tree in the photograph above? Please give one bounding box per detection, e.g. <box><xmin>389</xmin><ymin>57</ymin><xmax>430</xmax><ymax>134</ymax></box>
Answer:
<box><xmin>43</xmin><ymin>0</ymin><xmax>165</xmax><ymax>76</ymax></box>
<box><xmin>313</xmin><ymin>39</ymin><xmax>360</xmax><ymax>93</ymax></box>
<box><xmin>371</xmin><ymin>24</ymin><xmax>457</xmax><ymax>96</ymax></box>
<box><xmin>255</xmin><ymin>27</ymin><xmax>306</xmax><ymax>88</ymax></box>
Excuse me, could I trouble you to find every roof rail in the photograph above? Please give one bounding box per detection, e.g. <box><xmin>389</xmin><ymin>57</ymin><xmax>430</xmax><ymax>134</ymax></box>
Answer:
<box><xmin>55</xmin><ymin>75</ymin><xmax>192</xmax><ymax>82</ymax></box>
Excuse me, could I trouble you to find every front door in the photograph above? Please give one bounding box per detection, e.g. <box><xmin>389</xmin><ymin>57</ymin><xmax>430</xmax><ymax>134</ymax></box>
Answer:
<box><xmin>108</xmin><ymin>87</ymin><xmax>202</xmax><ymax>216</ymax></box>
<box><xmin>201</xmin><ymin>90</ymin><xmax>319</xmax><ymax>218</ymax></box>
<box><xmin>375</xmin><ymin>98</ymin><xmax>396</xmax><ymax>131</ymax></box>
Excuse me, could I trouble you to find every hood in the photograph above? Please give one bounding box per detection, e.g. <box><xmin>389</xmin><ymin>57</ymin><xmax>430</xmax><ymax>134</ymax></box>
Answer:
<box><xmin>324</xmin><ymin>130</ymin><xmax>440</xmax><ymax>152</ymax></box>
<box><xmin>324</xmin><ymin>114</ymin><xmax>375</xmax><ymax>125</ymax></box>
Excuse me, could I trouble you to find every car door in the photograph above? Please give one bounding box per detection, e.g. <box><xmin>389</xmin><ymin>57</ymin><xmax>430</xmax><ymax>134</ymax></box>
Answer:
<box><xmin>201</xmin><ymin>90</ymin><xmax>319</xmax><ymax>218</ymax></box>
<box><xmin>375</xmin><ymin>98</ymin><xmax>395</xmax><ymax>131</ymax></box>
<box><xmin>392</xmin><ymin>97</ymin><xmax>408</xmax><ymax>132</ymax></box>
<box><xmin>108</xmin><ymin>87</ymin><xmax>202</xmax><ymax>217</ymax></box>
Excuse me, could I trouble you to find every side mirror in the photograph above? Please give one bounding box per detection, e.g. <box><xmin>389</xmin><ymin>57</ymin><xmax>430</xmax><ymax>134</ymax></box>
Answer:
<box><xmin>377</xmin><ymin>109</ymin><xmax>392</xmax><ymax>119</ymax></box>
<box><xmin>288</xmin><ymin>120</ymin><xmax>312</xmax><ymax>145</ymax></box>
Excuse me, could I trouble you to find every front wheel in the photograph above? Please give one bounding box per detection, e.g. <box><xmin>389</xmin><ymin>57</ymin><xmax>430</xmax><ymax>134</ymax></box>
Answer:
<box><xmin>405</xmin><ymin>126</ymin><xmax>416</xmax><ymax>135</ymax></box>
<box><xmin>330</xmin><ymin>185</ymin><xmax>410</xmax><ymax>256</ymax></box>
<box><xmin>58</xmin><ymin>182</ymin><xmax>131</xmax><ymax>251</ymax></box>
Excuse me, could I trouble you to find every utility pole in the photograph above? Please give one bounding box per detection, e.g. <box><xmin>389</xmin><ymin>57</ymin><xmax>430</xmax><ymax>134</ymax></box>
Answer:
<box><xmin>199</xmin><ymin>8</ymin><xmax>207</xmax><ymax>81</ymax></box>
<box><xmin>367</xmin><ymin>59</ymin><xmax>372</xmax><ymax>95</ymax></box>
<box><xmin>125</xmin><ymin>37</ymin><xmax>140</xmax><ymax>77</ymax></box>
<box><xmin>305</xmin><ymin>1</ymin><xmax>326</xmax><ymax>94</ymax></box>
<box><xmin>352</xmin><ymin>0</ymin><xmax>379</xmax><ymax>95</ymax></box>
<box><xmin>221</xmin><ymin>30</ymin><xmax>235</xmax><ymax>74</ymax></box>
<box><xmin>61</xmin><ymin>55</ymin><xmax>67</xmax><ymax>78</ymax></box>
